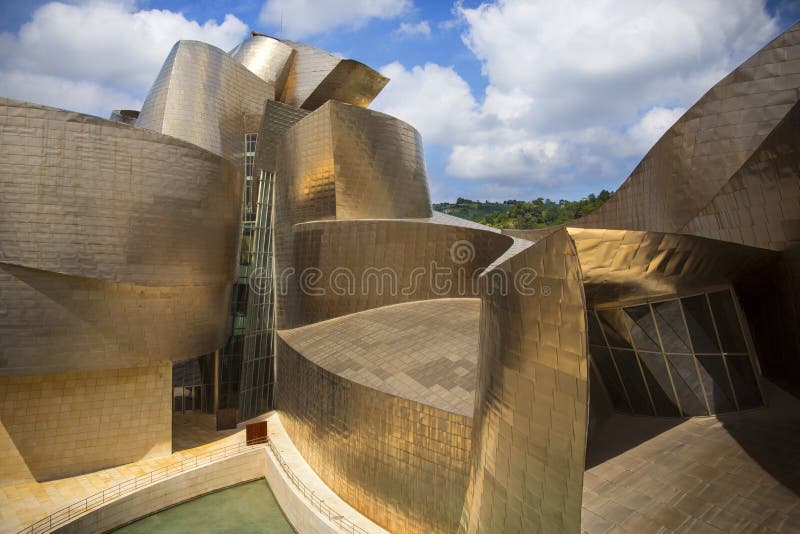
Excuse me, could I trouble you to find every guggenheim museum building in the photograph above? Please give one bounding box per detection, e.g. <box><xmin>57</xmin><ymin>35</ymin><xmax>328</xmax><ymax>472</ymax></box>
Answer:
<box><xmin>1</xmin><ymin>21</ymin><xmax>799</xmax><ymax>534</ymax></box>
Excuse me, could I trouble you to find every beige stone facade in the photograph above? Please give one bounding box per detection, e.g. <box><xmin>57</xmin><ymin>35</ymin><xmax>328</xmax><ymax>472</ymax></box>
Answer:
<box><xmin>0</xmin><ymin>363</ymin><xmax>171</xmax><ymax>484</ymax></box>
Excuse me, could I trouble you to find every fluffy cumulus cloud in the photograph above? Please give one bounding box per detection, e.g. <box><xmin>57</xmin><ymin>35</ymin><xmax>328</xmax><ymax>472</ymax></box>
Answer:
<box><xmin>395</xmin><ymin>20</ymin><xmax>431</xmax><ymax>39</ymax></box>
<box><xmin>372</xmin><ymin>62</ymin><xmax>481</xmax><ymax>145</ymax></box>
<box><xmin>0</xmin><ymin>0</ymin><xmax>249</xmax><ymax>116</ymax></box>
<box><xmin>259</xmin><ymin>0</ymin><xmax>410</xmax><ymax>39</ymax></box>
<box><xmin>373</xmin><ymin>0</ymin><xmax>779</xmax><ymax>198</ymax></box>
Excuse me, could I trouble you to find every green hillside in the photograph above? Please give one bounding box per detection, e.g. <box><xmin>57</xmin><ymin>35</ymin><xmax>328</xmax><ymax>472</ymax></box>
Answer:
<box><xmin>433</xmin><ymin>190</ymin><xmax>613</xmax><ymax>229</ymax></box>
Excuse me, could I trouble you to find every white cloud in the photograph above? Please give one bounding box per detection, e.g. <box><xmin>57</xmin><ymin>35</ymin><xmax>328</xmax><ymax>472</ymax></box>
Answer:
<box><xmin>447</xmin><ymin>138</ymin><xmax>565</xmax><ymax>182</ymax></box>
<box><xmin>0</xmin><ymin>70</ymin><xmax>142</xmax><ymax>113</ymax></box>
<box><xmin>377</xmin><ymin>0</ymin><xmax>781</xmax><ymax>198</ymax></box>
<box><xmin>371</xmin><ymin>61</ymin><xmax>481</xmax><ymax>145</ymax></box>
<box><xmin>0</xmin><ymin>0</ymin><xmax>249</xmax><ymax>117</ymax></box>
<box><xmin>624</xmin><ymin>106</ymin><xmax>686</xmax><ymax>155</ymax></box>
<box><xmin>259</xmin><ymin>0</ymin><xmax>410</xmax><ymax>39</ymax></box>
<box><xmin>395</xmin><ymin>21</ymin><xmax>431</xmax><ymax>39</ymax></box>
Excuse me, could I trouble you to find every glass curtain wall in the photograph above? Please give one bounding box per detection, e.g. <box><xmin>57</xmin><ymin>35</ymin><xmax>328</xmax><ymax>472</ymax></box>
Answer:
<box><xmin>588</xmin><ymin>287</ymin><xmax>763</xmax><ymax>417</ymax></box>
<box><xmin>218</xmin><ymin>133</ymin><xmax>258</xmax><ymax>412</ymax></box>
<box><xmin>238</xmin><ymin>170</ymin><xmax>277</xmax><ymax>420</ymax></box>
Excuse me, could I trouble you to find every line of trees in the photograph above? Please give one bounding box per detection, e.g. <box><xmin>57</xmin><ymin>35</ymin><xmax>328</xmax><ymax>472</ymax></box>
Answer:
<box><xmin>433</xmin><ymin>190</ymin><xmax>613</xmax><ymax>229</ymax></box>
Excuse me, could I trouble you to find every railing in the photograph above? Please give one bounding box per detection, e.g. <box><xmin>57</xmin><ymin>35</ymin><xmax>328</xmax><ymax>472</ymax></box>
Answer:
<box><xmin>19</xmin><ymin>434</ymin><xmax>369</xmax><ymax>534</ymax></box>
<box><xmin>266</xmin><ymin>438</ymin><xmax>369</xmax><ymax>534</ymax></box>
<box><xmin>18</xmin><ymin>439</ymin><xmax>265</xmax><ymax>534</ymax></box>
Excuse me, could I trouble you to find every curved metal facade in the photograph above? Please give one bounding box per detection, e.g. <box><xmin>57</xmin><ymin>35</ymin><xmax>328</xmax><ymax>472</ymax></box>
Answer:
<box><xmin>276</xmin><ymin>39</ymin><xmax>388</xmax><ymax>110</ymax></box>
<box><xmin>277</xmin><ymin>336</ymin><xmax>472</xmax><ymax>533</ymax></box>
<box><xmin>460</xmin><ymin>228</ymin><xmax>589</xmax><ymax>533</ymax></box>
<box><xmin>575</xmin><ymin>23</ymin><xmax>800</xmax><ymax>242</ymax></box>
<box><xmin>275</xmin><ymin>100</ymin><xmax>432</xmax><ymax>225</ymax></box>
<box><xmin>0</xmin><ymin>98</ymin><xmax>242</xmax><ymax>376</ymax></box>
<box><xmin>229</xmin><ymin>33</ymin><xmax>295</xmax><ymax>93</ymax></box>
<box><xmin>280</xmin><ymin>219</ymin><xmax>512</xmax><ymax>328</ymax></box>
<box><xmin>136</xmin><ymin>40</ymin><xmax>274</xmax><ymax>165</ymax></box>
<box><xmin>3</xmin><ymin>19</ymin><xmax>799</xmax><ymax>534</ymax></box>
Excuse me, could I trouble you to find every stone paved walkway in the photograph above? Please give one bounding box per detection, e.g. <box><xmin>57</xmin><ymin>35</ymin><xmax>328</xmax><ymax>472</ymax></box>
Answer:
<box><xmin>0</xmin><ymin>413</ymin><xmax>246</xmax><ymax>533</ymax></box>
<box><xmin>582</xmin><ymin>382</ymin><xmax>800</xmax><ymax>533</ymax></box>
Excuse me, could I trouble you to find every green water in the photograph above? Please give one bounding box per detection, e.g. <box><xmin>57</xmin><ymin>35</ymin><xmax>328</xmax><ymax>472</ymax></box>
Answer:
<box><xmin>114</xmin><ymin>479</ymin><xmax>295</xmax><ymax>533</ymax></box>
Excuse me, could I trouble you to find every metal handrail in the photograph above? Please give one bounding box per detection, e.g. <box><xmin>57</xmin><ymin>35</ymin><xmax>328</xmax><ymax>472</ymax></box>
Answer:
<box><xmin>266</xmin><ymin>438</ymin><xmax>368</xmax><ymax>534</ymax></box>
<box><xmin>19</xmin><ymin>434</ymin><xmax>369</xmax><ymax>534</ymax></box>
<box><xmin>18</xmin><ymin>439</ymin><xmax>266</xmax><ymax>534</ymax></box>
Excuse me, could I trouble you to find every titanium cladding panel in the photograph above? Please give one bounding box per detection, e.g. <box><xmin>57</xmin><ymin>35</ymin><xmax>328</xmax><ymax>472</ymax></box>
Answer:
<box><xmin>229</xmin><ymin>34</ymin><xmax>295</xmax><ymax>94</ymax></box>
<box><xmin>576</xmin><ymin>22</ymin><xmax>800</xmax><ymax>235</ymax></box>
<box><xmin>461</xmin><ymin>228</ymin><xmax>589</xmax><ymax>533</ymax></box>
<box><xmin>566</xmin><ymin>228</ymin><xmax>776</xmax><ymax>305</ymax></box>
<box><xmin>276</xmin><ymin>39</ymin><xmax>340</xmax><ymax>108</ymax></box>
<box><xmin>275</xmin><ymin>100</ymin><xmax>432</xmax><ymax>226</ymax></box>
<box><xmin>279</xmin><ymin>219</ymin><xmax>513</xmax><ymax>328</ymax></box>
<box><xmin>136</xmin><ymin>40</ymin><xmax>275</xmax><ymax>166</ymax></box>
<box><xmin>681</xmin><ymin>99</ymin><xmax>800</xmax><ymax>251</ymax></box>
<box><xmin>0</xmin><ymin>98</ymin><xmax>242</xmax><ymax>375</ymax></box>
<box><xmin>277</xmin><ymin>336</ymin><xmax>472</xmax><ymax>533</ymax></box>
<box><xmin>275</xmin><ymin>40</ymin><xmax>387</xmax><ymax>110</ymax></box>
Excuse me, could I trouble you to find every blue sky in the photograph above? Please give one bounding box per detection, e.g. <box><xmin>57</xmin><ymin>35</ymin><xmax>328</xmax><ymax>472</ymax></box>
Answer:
<box><xmin>1</xmin><ymin>1</ymin><xmax>798</xmax><ymax>202</ymax></box>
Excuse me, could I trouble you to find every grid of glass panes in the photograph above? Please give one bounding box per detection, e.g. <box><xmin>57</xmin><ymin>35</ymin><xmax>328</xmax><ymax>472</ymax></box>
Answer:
<box><xmin>238</xmin><ymin>170</ymin><xmax>277</xmax><ymax>420</ymax></box>
<box><xmin>218</xmin><ymin>133</ymin><xmax>259</xmax><ymax>412</ymax></box>
<box><xmin>588</xmin><ymin>287</ymin><xmax>763</xmax><ymax>416</ymax></box>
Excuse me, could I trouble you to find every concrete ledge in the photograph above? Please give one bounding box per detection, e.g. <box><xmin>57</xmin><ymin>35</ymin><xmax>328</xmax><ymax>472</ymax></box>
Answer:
<box><xmin>264</xmin><ymin>414</ymin><xmax>387</xmax><ymax>534</ymax></box>
<box><xmin>56</xmin><ymin>449</ymin><xmax>265</xmax><ymax>534</ymax></box>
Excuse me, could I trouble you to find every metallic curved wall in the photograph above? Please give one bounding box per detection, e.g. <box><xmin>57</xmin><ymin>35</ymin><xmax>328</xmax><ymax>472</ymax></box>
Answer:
<box><xmin>566</xmin><ymin>227</ymin><xmax>776</xmax><ymax>306</ymax></box>
<box><xmin>136</xmin><ymin>40</ymin><xmax>274</xmax><ymax>166</ymax></box>
<box><xmin>277</xmin><ymin>336</ymin><xmax>472</xmax><ymax>533</ymax></box>
<box><xmin>301</xmin><ymin>59</ymin><xmax>391</xmax><ymax>111</ymax></box>
<box><xmin>276</xmin><ymin>100</ymin><xmax>432</xmax><ymax>226</ymax></box>
<box><xmin>0</xmin><ymin>98</ymin><xmax>242</xmax><ymax>375</ymax></box>
<box><xmin>575</xmin><ymin>23</ymin><xmax>800</xmax><ymax>238</ymax></box>
<box><xmin>681</xmin><ymin>99</ymin><xmax>800</xmax><ymax>251</ymax></box>
<box><xmin>460</xmin><ymin>228</ymin><xmax>588</xmax><ymax>533</ymax></box>
<box><xmin>276</xmin><ymin>40</ymin><xmax>388</xmax><ymax>110</ymax></box>
<box><xmin>279</xmin><ymin>219</ymin><xmax>512</xmax><ymax>328</ymax></box>
<box><xmin>229</xmin><ymin>33</ymin><xmax>295</xmax><ymax>94</ymax></box>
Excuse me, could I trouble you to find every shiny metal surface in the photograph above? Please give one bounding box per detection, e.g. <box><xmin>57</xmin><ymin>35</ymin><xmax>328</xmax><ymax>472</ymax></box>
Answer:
<box><xmin>681</xmin><ymin>99</ymin><xmax>800</xmax><ymax>251</ymax></box>
<box><xmin>566</xmin><ymin>227</ymin><xmax>776</xmax><ymax>306</ymax></box>
<box><xmin>460</xmin><ymin>228</ymin><xmax>588</xmax><ymax>533</ymax></box>
<box><xmin>0</xmin><ymin>98</ymin><xmax>242</xmax><ymax>376</ymax></box>
<box><xmin>0</xmin><ymin>98</ymin><xmax>241</xmax><ymax>288</ymax></box>
<box><xmin>279</xmin><ymin>298</ymin><xmax>480</xmax><ymax>417</ymax></box>
<box><xmin>275</xmin><ymin>100</ymin><xmax>432</xmax><ymax>225</ymax></box>
<box><xmin>277</xmin><ymin>39</ymin><xmax>388</xmax><ymax>110</ymax></box>
<box><xmin>136</xmin><ymin>40</ymin><xmax>274</xmax><ymax>167</ymax></box>
<box><xmin>229</xmin><ymin>33</ymin><xmax>295</xmax><ymax>94</ymax></box>
<box><xmin>277</xmin><ymin>336</ymin><xmax>472</xmax><ymax>533</ymax></box>
<box><xmin>278</xmin><ymin>219</ymin><xmax>512</xmax><ymax>328</ymax></box>
<box><xmin>575</xmin><ymin>22</ymin><xmax>800</xmax><ymax>239</ymax></box>
<box><xmin>302</xmin><ymin>59</ymin><xmax>390</xmax><ymax>111</ymax></box>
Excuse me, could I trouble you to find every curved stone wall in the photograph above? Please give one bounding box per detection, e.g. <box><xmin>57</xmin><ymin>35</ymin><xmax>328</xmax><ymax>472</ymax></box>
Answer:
<box><xmin>277</xmin><ymin>336</ymin><xmax>472</xmax><ymax>533</ymax></box>
<box><xmin>460</xmin><ymin>228</ymin><xmax>589</xmax><ymax>533</ymax></box>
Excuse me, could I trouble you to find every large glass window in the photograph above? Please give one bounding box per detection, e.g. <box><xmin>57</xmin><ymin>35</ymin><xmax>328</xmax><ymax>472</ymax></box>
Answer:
<box><xmin>588</xmin><ymin>288</ymin><xmax>762</xmax><ymax>417</ymax></box>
